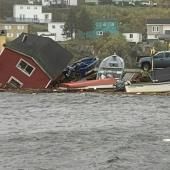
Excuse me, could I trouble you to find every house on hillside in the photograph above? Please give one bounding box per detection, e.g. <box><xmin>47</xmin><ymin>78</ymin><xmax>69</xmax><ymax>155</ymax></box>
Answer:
<box><xmin>0</xmin><ymin>23</ymin><xmax>29</xmax><ymax>41</ymax></box>
<box><xmin>0</xmin><ymin>33</ymin><xmax>73</xmax><ymax>89</ymax></box>
<box><xmin>28</xmin><ymin>0</ymin><xmax>78</xmax><ymax>6</ymax></box>
<box><xmin>28</xmin><ymin>0</ymin><xmax>41</xmax><ymax>4</ymax></box>
<box><xmin>146</xmin><ymin>19</ymin><xmax>170</xmax><ymax>41</ymax></box>
<box><xmin>13</xmin><ymin>5</ymin><xmax>52</xmax><ymax>23</ymax></box>
<box><xmin>79</xmin><ymin>19</ymin><xmax>118</xmax><ymax>39</ymax></box>
<box><xmin>37</xmin><ymin>22</ymin><xmax>75</xmax><ymax>41</ymax></box>
<box><xmin>123</xmin><ymin>33</ymin><xmax>142</xmax><ymax>44</ymax></box>
<box><xmin>85</xmin><ymin>0</ymin><xmax>99</xmax><ymax>5</ymax></box>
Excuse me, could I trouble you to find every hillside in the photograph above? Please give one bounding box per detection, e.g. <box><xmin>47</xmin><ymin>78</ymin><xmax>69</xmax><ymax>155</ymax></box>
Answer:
<box><xmin>1</xmin><ymin>1</ymin><xmax>170</xmax><ymax>67</ymax></box>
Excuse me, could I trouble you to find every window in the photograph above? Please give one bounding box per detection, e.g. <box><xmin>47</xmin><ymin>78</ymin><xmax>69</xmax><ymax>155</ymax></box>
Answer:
<box><xmin>20</xmin><ymin>6</ymin><xmax>23</xmax><ymax>9</ymax></box>
<box><xmin>27</xmin><ymin>6</ymin><xmax>30</xmax><ymax>9</ymax></box>
<box><xmin>7</xmin><ymin>33</ymin><xmax>13</xmax><ymax>37</ymax></box>
<box><xmin>52</xmin><ymin>25</ymin><xmax>55</xmax><ymax>29</ymax></box>
<box><xmin>17</xmin><ymin>25</ymin><xmax>24</xmax><ymax>30</ymax></box>
<box><xmin>4</xmin><ymin>25</ymin><xmax>11</xmax><ymax>30</ymax></box>
<box><xmin>34</xmin><ymin>6</ymin><xmax>37</xmax><ymax>9</ymax></box>
<box><xmin>19</xmin><ymin>14</ymin><xmax>25</xmax><ymax>20</ymax></box>
<box><xmin>165</xmin><ymin>52</ymin><xmax>170</xmax><ymax>58</ymax></box>
<box><xmin>16</xmin><ymin>59</ymin><xmax>35</xmax><ymax>76</ymax></box>
<box><xmin>152</xmin><ymin>26</ymin><xmax>159</xmax><ymax>32</ymax></box>
<box><xmin>111</xmin><ymin>23</ymin><xmax>115</xmax><ymax>26</ymax></box>
<box><xmin>96</xmin><ymin>31</ymin><xmax>103</xmax><ymax>36</ymax></box>
<box><xmin>60</xmin><ymin>25</ymin><xmax>64</xmax><ymax>29</ymax></box>
<box><xmin>33</xmin><ymin>15</ymin><xmax>38</xmax><ymax>20</ymax></box>
<box><xmin>154</xmin><ymin>52</ymin><xmax>164</xmax><ymax>59</ymax></box>
<box><xmin>7</xmin><ymin>76</ymin><xmax>23</xmax><ymax>88</ymax></box>
<box><xmin>45</xmin><ymin>14</ymin><xmax>49</xmax><ymax>19</ymax></box>
<box><xmin>130</xmin><ymin>34</ymin><xmax>133</xmax><ymax>38</ymax></box>
<box><xmin>16</xmin><ymin>33</ymin><xmax>21</xmax><ymax>37</ymax></box>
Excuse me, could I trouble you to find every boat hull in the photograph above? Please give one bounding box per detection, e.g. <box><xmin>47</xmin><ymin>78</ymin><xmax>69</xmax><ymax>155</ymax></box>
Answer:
<box><xmin>125</xmin><ymin>82</ymin><xmax>170</xmax><ymax>93</ymax></box>
<box><xmin>60</xmin><ymin>78</ymin><xmax>116</xmax><ymax>89</ymax></box>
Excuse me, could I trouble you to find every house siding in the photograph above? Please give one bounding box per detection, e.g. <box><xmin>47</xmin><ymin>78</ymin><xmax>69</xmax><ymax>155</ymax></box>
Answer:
<box><xmin>80</xmin><ymin>20</ymin><xmax>118</xmax><ymax>39</ymax></box>
<box><xmin>147</xmin><ymin>23</ymin><xmax>170</xmax><ymax>40</ymax></box>
<box><xmin>0</xmin><ymin>48</ymin><xmax>51</xmax><ymax>89</ymax></box>
<box><xmin>13</xmin><ymin>5</ymin><xmax>52</xmax><ymax>23</ymax></box>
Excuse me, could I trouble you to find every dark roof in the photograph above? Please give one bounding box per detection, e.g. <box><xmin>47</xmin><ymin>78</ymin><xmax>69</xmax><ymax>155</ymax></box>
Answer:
<box><xmin>146</xmin><ymin>19</ymin><xmax>170</xmax><ymax>25</ymax></box>
<box><xmin>6</xmin><ymin>33</ymin><xmax>73</xmax><ymax>79</ymax></box>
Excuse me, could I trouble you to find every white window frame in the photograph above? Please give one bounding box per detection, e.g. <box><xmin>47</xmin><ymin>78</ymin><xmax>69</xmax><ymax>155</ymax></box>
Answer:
<box><xmin>8</xmin><ymin>76</ymin><xmax>23</xmax><ymax>88</ymax></box>
<box><xmin>16</xmin><ymin>59</ymin><xmax>35</xmax><ymax>77</ymax></box>
<box><xmin>152</xmin><ymin>26</ymin><xmax>159</xmax><ymax>32</ymax></box>
<box><xmin>96</xmin><ymin>31</ymin><xmax>103</xmax><ymax>36</ymax></box>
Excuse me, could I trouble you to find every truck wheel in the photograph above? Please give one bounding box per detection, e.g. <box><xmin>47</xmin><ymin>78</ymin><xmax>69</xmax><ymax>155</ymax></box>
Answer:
<box><xmin>142</xmin><ymin>63</ymin><xmax>151</xmax><ymax>71</ymax></box>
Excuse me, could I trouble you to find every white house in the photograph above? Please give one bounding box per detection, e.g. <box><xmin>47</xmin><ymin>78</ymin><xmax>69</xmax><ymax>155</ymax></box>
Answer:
<box><xmin>13</xmin><ymin>4</ymin><xmax>52</xmax><ymax>23</ymax></box>
<box><xmin>123</xmin><ymin>33</ymin><xmax>142</xmax><ymax>44</ymax></box>
<box><xmin>38</xmin><ymin>22</ymin><xmax>74</xmax><ymax>41</ymax></box>
<box><xmin>146</xmin><ymin>19</ymin><xmax>170</xmax><ymax>40</ymax></box>
<box><xmin>37</xmin><ymin>31</ymin><xmax>56</xmax><ymax>41</ymax></box>
<box><xmin>68</xmin><ymin>0</ymin><xmax>78</xmax><ymax>6</ymax></box>
<box><xmin>41</xmin><ymin>0</ymin><xmax>77</xmax><ymax>6</ymax></box>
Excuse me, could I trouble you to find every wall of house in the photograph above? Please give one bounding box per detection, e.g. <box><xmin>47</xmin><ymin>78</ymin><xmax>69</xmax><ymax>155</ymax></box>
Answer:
<box><xmin>163</xmin><ymin>25</ymin><xmax>170</xmax><ymax>34</ymax></box>
<box><xmin>48</xmin><ymin>22</ymin><xmax>72</xmax><ymax>41</ymax></box>
<box><xmin>85</xmin><ymin>0</ymin><xmax>99</xmax><ymax>5</ymax></box>
<box><xmin>69</xmin><ymin>0</ymin><xmax>78</xmax><ymax>6</ymax></box>
<box><xmin>147</xmin><ymin>24</ymin><xmax>164</xmax><ymax>40</ymax></box>
<box><xmin>0</xmin><ymin>35</ymin><xmax>6</xmax><ymax>52</ymax></box>
<box><xmin>0</xmin><ymin>48</ymin><xmax>51</xmax><ymax>89</ymax></box>
<box><xmin>37</xmin><ymin>31</ymin><xmax>56</xmax><ymax>41</ymax></box>
<box><xmin>0</xmin><ymin>24</ymin><xmax>29</xmax><ymax>41</ymax></box>
<box><xmin>123</xmin><ymin>33</ymin><xmax>142</xmax><ymax>43</ymax></box>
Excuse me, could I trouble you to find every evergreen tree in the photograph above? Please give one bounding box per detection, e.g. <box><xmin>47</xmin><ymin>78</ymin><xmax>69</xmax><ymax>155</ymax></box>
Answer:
<box><xmin>64</xmin><ymin>8</ymin><xmax>77</xmax><ymax>39</ymax></box>
<box><xmin>76</xmin><ymin>8</ymin><xmax>94</xmax><ymax>39</ymax></box>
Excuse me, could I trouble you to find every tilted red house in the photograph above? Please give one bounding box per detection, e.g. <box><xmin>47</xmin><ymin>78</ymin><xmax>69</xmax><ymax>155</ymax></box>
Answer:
<box><xmin>0</xmin><ymin>33</ymin><xmax>73</xmax><ymax>89</ymax></box>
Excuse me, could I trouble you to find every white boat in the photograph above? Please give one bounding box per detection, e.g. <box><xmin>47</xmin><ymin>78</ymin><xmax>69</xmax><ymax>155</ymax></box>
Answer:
<box><xmin>125</xmin><ymin>81</ymin><xmax>170</xmax><ymax>93</ymax></box>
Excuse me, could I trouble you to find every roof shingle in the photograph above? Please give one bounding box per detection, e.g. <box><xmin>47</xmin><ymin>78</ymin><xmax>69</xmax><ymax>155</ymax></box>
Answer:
<box><xmin>6</xmin><ymin>33</ymin><xmax>73</xmax><ymax>79</ymax></box>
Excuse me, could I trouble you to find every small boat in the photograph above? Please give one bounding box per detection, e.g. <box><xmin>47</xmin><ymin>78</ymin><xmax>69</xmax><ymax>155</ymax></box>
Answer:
<box><xmin>125</xmin><ymin>81</ymin><xmax>170</xmax><ymax>93</ymax></box>
<box><xmin>60</xmin><ymin>78</ymin><xmax>116</xmax><ymax>90</ymax></box>
<box><xmin>63</xmin><ymin>56</ymin><xmax>99</xmax><ymax>81</ymax></box>
<box><xmin>97</xmin><ymin>54</ymin><xmax>124</xmax><ymax>80</ymax></box>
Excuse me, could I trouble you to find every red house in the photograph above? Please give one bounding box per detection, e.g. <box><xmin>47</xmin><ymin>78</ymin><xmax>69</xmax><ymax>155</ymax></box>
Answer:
<box><xmin>0</xmin><ymin>33</ymin><xmax>73</xmax><ymax>89</ymax></box>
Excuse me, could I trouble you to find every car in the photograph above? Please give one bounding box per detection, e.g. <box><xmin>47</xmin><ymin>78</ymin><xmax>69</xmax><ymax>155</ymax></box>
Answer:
<box><xmin>138</xmin><ymin>51</ymin><xmax>170</xmax><ymax>71</ymax></box>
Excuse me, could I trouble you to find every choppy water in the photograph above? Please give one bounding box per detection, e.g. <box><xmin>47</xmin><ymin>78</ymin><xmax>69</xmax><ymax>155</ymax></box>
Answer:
<box><xmin>0</xmin><ymin>92</ymin><xmax>170</xmax><ymax>170</ymax></box>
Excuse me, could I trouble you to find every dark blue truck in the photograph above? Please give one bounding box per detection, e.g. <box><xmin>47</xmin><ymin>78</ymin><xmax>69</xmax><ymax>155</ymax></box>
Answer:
<box><xmin>137</xmin><ymin>51</ymin><xmax>170</xmax><ymax>71</ymax></box>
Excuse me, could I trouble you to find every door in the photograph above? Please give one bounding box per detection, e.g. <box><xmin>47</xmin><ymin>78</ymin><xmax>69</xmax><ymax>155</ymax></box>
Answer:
<box><xmin>153</xmin><ymin>52</ymin><xmax>166</xmax><ymax>68</ymax></box>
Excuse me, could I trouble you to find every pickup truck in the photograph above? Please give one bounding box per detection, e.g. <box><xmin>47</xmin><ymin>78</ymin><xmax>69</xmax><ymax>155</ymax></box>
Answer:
<box><xmin>138</xmin><ymin>51</ymin><xmax>170</xmax><ymax>71</ymax></box>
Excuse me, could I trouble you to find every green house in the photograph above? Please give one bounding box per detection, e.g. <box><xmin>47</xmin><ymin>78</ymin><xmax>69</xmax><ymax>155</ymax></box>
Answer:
<box><xmin>79</xmin><ymin>19</ymin><xmax>119</xmax><ymax>39</ymax></box>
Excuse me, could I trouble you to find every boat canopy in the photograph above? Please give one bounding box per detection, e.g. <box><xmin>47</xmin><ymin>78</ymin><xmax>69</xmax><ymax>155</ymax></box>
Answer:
<box><xmin>97</xmin><ymin>54</ymin><xmax>125</xmax><ymax>79</ymax></box>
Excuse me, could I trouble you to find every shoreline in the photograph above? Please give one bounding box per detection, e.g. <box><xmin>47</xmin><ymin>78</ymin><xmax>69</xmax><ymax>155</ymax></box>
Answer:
<box><xmin>1</xmin><ymin>87</ymin><xmax>170</xmax><ymax>96</ymax></box>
